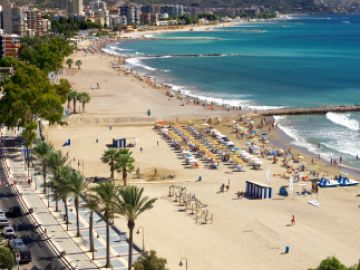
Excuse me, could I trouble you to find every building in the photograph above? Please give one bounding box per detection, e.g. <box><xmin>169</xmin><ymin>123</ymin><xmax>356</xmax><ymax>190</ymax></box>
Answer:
<box><xmin>0</xmin><ymin>34</ymin><xmax>20</xmax><ymax>58</ymax></box>
<box><xmin>160</xmin><ymin>5</ymin><xmax>183</xmax><ymax>17</ymax></box>
<box><xmin>67</xmin><ymin>0</ymin><xmax>84</xmax><ymax>17</ymax></box>
<box><xmin>140</xmin><ymin>13</ymin><xmax>158</xmax><ymax>25</ymax></box>
<box><xmin>141</xmin><ymin>5</ymin><xmax>153</xmax><ymax>14</ymax></box>
<box><xmin>243</xmin><ymin>7</ymin><xmax>261</xmax><ymax>17</ymax></box>
<box><xmin>24</xmin><ymin>9</ymin><xmax>51</xmax><ymax>36</ymax></box>
<box><xmin>2</xmin><ymin>6</ymin><xmax>27</xmax><ymax>36</ymax></box>
<box><xmin>120</xmin><ymin>5</ymin><xmax>141</xmax><ymax>25</ymax></box>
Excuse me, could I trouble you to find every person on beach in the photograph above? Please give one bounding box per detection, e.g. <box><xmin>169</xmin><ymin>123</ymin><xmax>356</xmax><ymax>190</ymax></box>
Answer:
<box><xmin>340</xmin><ymin>156</ymin><xmax>342</xmax><ymax>164</ymax></box>
<box><xmin>291</xmin><ymin>215</ymin><xmax>296</xmax><ymax>226</ymax></box>
<box><xmin>219</xmin><ymin>183</ymin><xmax>225</xmax><ymax>193</ymax></box>
<box><xmin>235</xmin><ymin>191</ymin><xmax>244</xmax><ymax>199</ymax></box>
<box><xmin>140</xmin><ymin>147</ymin><xmax>143</xmax><ymax>153</ymax></box>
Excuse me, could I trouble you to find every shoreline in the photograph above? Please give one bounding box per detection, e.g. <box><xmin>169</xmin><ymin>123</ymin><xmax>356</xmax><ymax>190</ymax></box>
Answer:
<box><xmin>45</xmin><ymin>32</ymin><xmax>360</xmax><ymax>269</ymax></box>
<box><xmin>79</xmin><ymin>27</ymin><xmax>360</xmax><ymax>180</ymax></box>
<box><xmin>90</xmin><ymin>15</ymin><xmax>360</xmax><ymax>179</ymax></box>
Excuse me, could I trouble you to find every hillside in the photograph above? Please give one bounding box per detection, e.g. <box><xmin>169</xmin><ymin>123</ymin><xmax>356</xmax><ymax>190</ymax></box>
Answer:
<box><xmin>6</xmin><ymin>0</ymin><xmax>360</xmax><ymax>12</ymax></box>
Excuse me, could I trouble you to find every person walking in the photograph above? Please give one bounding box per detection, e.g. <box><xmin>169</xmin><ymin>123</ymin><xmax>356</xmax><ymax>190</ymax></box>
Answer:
<box><xmin>291</xmin><ymin>215</ymin><xmax>296</xmax><ymax>226</ymax></box>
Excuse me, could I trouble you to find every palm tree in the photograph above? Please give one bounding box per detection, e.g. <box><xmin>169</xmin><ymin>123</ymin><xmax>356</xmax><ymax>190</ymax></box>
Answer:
<box><xmin>116</xmin><ymin>149</ymin><xmax>135</xmax><ymax>186</ymax></box>
<box><xmin>22</xmin><ymin>122</ymin><xmax>37</xmax><ymax>177</ymax></box>
<box><xmin>33</xmin><ymin>141</ymin><xmax>54</xmax><ymax>193</ymax></box>
<box><xmin>77</xmin><ymin>92</ymin><xmax>91</xmax><ymax>113</ymax></box>
<box><xmin>67</xmin><ymin>90</ymin><xmax>77</xmax><ymax>111</ymax></box>
<box><xmin>75</xmin><ymin>59</ymin><xmax>82</xmax><ymax>69</ymax></box>
<box><xmin>72</xmin><ymin>91</ymin><xmax>80</xmax><ymax>114</ymax></box>
<box><xmin>66</xmin><ymin>58</ymin><xmax>73</xmax><ymax>68</ymax></box>
<box><xmin>113</xmin><ymin>186</ymin><xmax>157</xmax><ymax>270</ymax></box>
<box><xmin>91</xmin><ymin>182</ymin><xmax>117</xmax><ymax>268</ymax></box>
<box><xmin>53</xmin><ymin>166</ymin><xmax>72</xmax><ymax>230</ymax></box>
<box><xmin>83</xmin><ymin>192</ymin><xmax>99</xmax><ymax>259</ymax></box>
<box><xmin>46</xmin><ymin>150</ymin><xmax>68</xmax><ymax>212</ymax></box>
<box><xmin>68</xmin><ymin>170</ymin><xmax>88</xmax><ymax>237</ymax></box>
<box><xmin>101</xmin><ymin>149</ymin><xmax>120</xmax><ymax>180</ymax></box>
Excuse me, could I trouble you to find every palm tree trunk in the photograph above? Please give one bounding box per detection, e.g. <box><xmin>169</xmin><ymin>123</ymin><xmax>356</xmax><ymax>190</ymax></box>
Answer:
<box><xmin>105</xmin><ymin>211</ymin><xmax>110</xmax><ymax>268</ymax></box>
<box><xmin>75</xmin><ymin>197</ymin><xmax>80</xmax><ymax>237</ymax></box>
<box><xmin>127</xmin><ymin>221</ymin><xmax>135</xmax><ymax>270</ymax></box>
<box><xmin>82</xmin><ymin>103</ymin><xmax>85</xmax><ymax>113</ymax></box>
<box><xmin>89</xmin><ymin>211</ymin><xmax>95</xmax><ymax>259</ymax></box>
<box><xmin>55</xmin><ymin>191</ymin><xmax>59</xmax><ymax>212</ymax></box>
<box><xmin>43</xmin><ymin>165</ymin><xmax>47</xmax><ymax>193</ymax></box>
<box><xmin>64</xmin><ymin>198</ymin><xmax>69</xmax><ymax>231</ymax></box>
<box><xmin>110</xmin><ymin>162</ymin><xmax>114</xmax><ymax>179</ymax></box>
<box><xmin>123</xmin><ymin>170</ymin><xmax>127</xmax><ymax>186</ymax></box>
<box><xmin>67</xmin><ymin>100</ymin><xmax>70</xmax><ymax>110</ymax></box>
<box><xmin>73</xmin><ymin>99</ymin><xmax>76</xmax><ymax>113</ymax></box>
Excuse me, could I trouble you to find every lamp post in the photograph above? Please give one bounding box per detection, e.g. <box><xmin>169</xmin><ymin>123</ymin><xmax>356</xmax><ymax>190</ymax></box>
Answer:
<box><xmin>136</xmin><ymin>226</ymin><xmax>145</xmax><ymax>251</ymax></box>
<box><xmin>179</xmin><ymin>257</ymin><xmax>188</xmax><ymax>270</ymax></box>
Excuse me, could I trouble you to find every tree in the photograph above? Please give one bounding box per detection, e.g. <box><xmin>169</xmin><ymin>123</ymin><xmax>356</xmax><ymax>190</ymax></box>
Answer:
<box><xmin>22</xmin><ymin>122</ymin><xmax>37</xmax><ymax>177</ymax></box>
<box><xmin>68</xmin><ymin>90</ymin><xmax>78</xmax><ymax>113</ymax></box>
<box><xmin>101</xmin><ymin>149</ymin><xmax>120</xmax><ymax>180</ymax></box>
<box><xmin>19</xmin><ymin>36</ymin><xmax>73</xmax><ymax>73</ymax></box>
<box><xmin>0</xmin><ymin>60</ymin><xmax>64</xmax><ymax>127</ymax></box>
<box><xmin>75</xmin><ymin>59</ymin><xmax>82</xmax><ymax>69</ymax></box>
<box><xmin>55</xmin><ymin>79</ymin><xmax>72</xmax><ymax>103</ymax></box>
<box><xmin>67</xmin><ymin>90</ymin><xmax>76</xmax><ymax>111</ymax></box>
<box><xmin>66</xmin><ymin>58</ymin><xmax>73</xmax><ymax>68</ymax></box>
<box><xmin>68</xmin><ymin>170</ymin><xmax>88</xmax><ymax>237</ymax></box>
<box><xmin>83</xmin><ymin>192</ymin><xmax>99</xmax><ymax>259</ymax></box>
<box><xmin>309</xmin><ymin>257</ymin><xmax>350</xmax><ymax>270</ymax></box>
<box><xmin>114</xmin><ymin>186</ymin><xmax>157</xmax><ymax>270</ymax></box>
<box><xmin>53</xmin><ymin>166</ymin><xmax>73</xmax><ymax>230</ymax></box>
<box><xmin>116</xmin><ymin>149</ymin><xmax>135</xmax><ymax>186</ymax></box>
<box><xmin>77</xmin><ymin>92</ymin><xmax>91</xmax><ymax>113</ymax></box>
<box><xmin>46</xmin><ymin>150</ymin><xmax>68</xmax><ymax>211</ymax></box>
<box><xmin>0</xmin><ymin>246</ymin><xmax>15</xmax><ymax>270</ymax></box>
<box><xmin>91</xmin><ymin>182</ymin><xmax>117</xmax><ymax>268</ymax></box>
<box><xmin>133</xmin><ymin>250</ymin><xmax>168</xmax><ymax>270</ymax></box>
<box><xmin>33</xmin><ymin>140</ymin><xmax>54</xmax><ymax>193</ymax></box>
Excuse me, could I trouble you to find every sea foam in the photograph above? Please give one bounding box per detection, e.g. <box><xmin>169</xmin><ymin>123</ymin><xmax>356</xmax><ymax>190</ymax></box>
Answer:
<box><xmin>325</xmin><ymin>112</ymin><xmax>360</xmax><ymax>131</ymax></box>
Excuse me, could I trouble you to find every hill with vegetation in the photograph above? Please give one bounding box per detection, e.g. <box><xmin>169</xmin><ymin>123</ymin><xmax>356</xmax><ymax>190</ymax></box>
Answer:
<box><xmin>8</xmin><ymin>0</ymin><xmax>360</xmax><ymax>12</ymax></box>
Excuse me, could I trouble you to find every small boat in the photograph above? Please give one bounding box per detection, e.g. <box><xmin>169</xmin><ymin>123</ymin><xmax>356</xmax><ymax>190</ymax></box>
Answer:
<box><xmin>317</xmin><ymin>178</ymin><xmax>338</xmax><ymax>188</ymax></box>
<box><xmin>337</xmin><ymin>177</ymin><xmax>359</xmax><ymax>187</ymax></box>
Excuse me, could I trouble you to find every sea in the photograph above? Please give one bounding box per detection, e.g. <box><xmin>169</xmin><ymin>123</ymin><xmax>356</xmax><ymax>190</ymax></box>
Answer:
<box><xmin>104</xmin><ymin>14</ymin><xmax>360</xmax><ymax>170</ymax></box>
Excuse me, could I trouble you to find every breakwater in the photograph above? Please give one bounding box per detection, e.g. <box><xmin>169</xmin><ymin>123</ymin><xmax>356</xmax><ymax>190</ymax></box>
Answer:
<box><xmin>260</xmin><ymin>105</ymin><xmax>360</xmax><ymax>116</ymax></box>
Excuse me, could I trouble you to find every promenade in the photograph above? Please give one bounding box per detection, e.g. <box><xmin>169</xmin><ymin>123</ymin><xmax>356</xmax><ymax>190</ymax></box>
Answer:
<box><xmin>1</xmin><ymin>131</ymin><xmax>140</xmax><ymax>270</ymax></box>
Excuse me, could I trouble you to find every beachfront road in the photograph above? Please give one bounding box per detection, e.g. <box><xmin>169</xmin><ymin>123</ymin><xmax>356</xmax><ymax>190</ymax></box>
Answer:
<box><xmin>0</xmin><ymin>148</ymin><xmax>67</xmax><ymax>270</ymax></box>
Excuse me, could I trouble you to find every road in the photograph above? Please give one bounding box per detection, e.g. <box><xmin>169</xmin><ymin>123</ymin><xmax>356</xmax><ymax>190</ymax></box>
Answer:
<box><xmin>0</xmin><ymin>137</ymin><xmax>68</xmax><ymax>270</ymax></box>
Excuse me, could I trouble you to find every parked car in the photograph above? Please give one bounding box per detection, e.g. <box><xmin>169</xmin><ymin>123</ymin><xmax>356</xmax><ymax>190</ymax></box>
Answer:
<box><xmin>7</xmin><ymin>206</ymin><xmax>22</xmax><ymax>218</ymax></box>
<box><xmin>0</xmin><ymin>209</ymin><xmax>6</xmax><ymax>216</ymax></box>
<box><xmin>2</xmin><ymin>225</ymin><xmax>16</xmax><ymax>239</ymax></box>
<box><xmin>8</xmin><ymin>239</ymin><xmax>32</xmax><ymax>264</ymax></box>
<box><xmin>0</xmin><ymin>215</ymin><xmax>10</xmax><ymax>227</ymax></box>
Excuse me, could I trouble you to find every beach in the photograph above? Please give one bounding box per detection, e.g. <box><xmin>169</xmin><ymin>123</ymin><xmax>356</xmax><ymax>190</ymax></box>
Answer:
<box><xmin>43</xmin><ymin>37</ymin><xmax>360</xmax><ymax>270</ymax></box>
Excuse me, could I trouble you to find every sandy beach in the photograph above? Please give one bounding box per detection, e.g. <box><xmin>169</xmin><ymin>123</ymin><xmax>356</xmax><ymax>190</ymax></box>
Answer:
<box><xmin>45</xmin><ymin>41</ymin><xmax>360</xmax><ymax>270</ymax></box>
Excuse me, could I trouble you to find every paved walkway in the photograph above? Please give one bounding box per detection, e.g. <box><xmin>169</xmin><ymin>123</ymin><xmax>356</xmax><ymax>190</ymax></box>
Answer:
<box><xmin>1</xmin><ymin>130</ymin><xmax>141</xmax><ymax>270</ymax></box>
<box><xmin>3</xmin><ymin>148</ymin><xmax>98</xmax><ymax>270</ymax></box>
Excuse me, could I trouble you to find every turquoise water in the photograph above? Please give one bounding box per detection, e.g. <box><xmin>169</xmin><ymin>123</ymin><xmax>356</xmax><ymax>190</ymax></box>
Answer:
<box><xmin>106</xmin><ymin>14</ymin><xmax>360</xmax><ymax>169</ymax></box>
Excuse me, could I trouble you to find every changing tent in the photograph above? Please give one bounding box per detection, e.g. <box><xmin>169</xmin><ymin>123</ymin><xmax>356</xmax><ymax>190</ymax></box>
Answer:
<box><xmin>245</xmin><ymin>181</ymin><xmax>272</xmax><ymax>199</ymax></box>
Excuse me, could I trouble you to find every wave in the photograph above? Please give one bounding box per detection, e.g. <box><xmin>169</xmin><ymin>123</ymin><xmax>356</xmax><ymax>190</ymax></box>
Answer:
<box><xmin>325</xmin><ymin>112</ymin><xmax>359</xmax><ymax>131</ymax></box>
<box><xmin>101</xmin><ymin>47</ymin><xmax>121</xmax><ymax>56</ymax></box>
<box><xmin>125</xmin><ymin>56</ymin><xmax>172</xmax><ymax>72</ymax></box>
<box><xmin>145</xmin><ymin>36</ymin><xmax>222</xmax><ymax>41</ymax></box>
<box><xmin>274</xmin><ymin>116</ymin><xmax>333</xmax><ymax>160</ymax></box>
<box><xmin>162</xmin><ymin>83</ymin><xmax>283</xmax><ymax>110</ymax></box>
